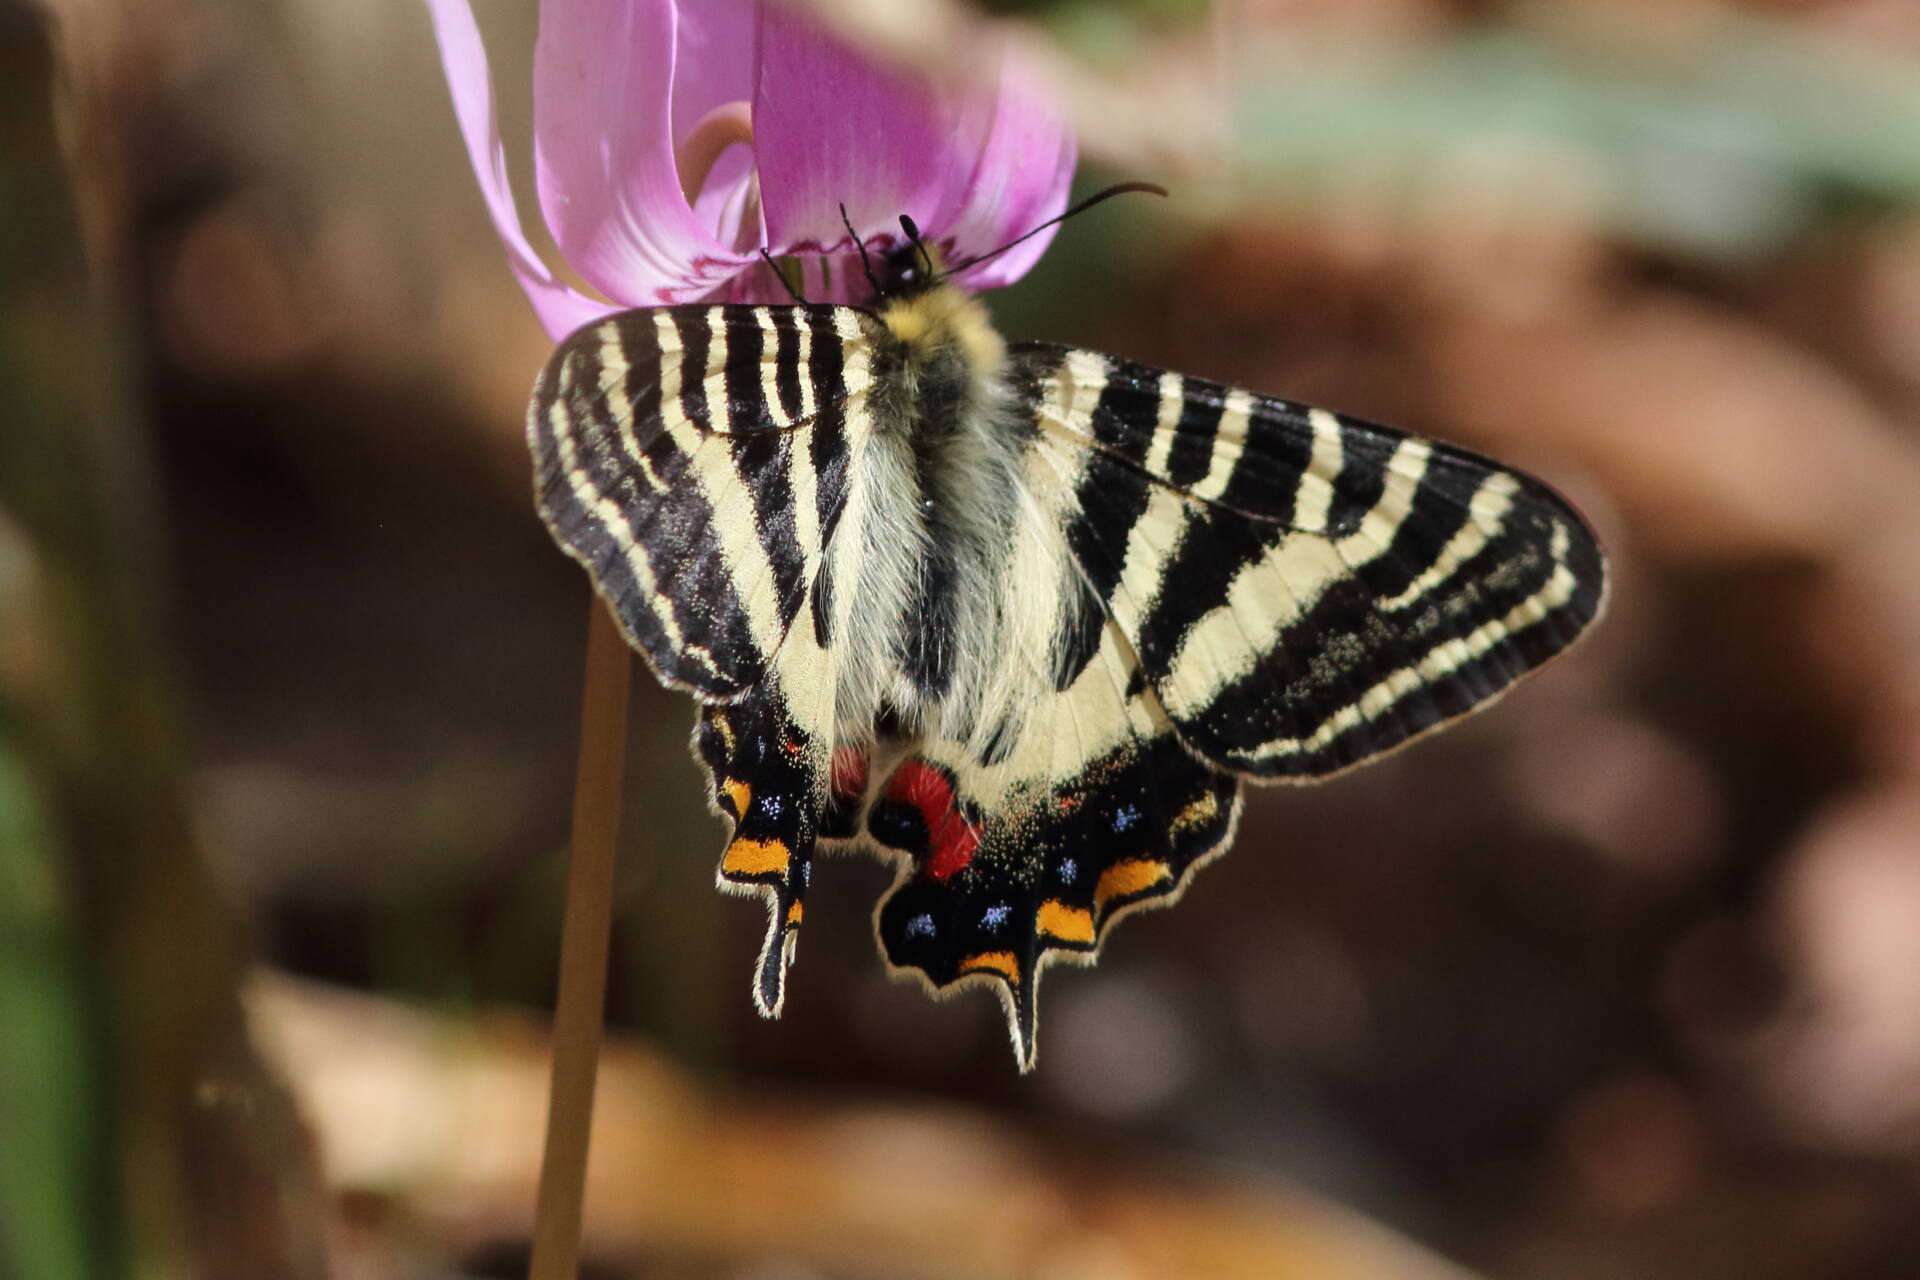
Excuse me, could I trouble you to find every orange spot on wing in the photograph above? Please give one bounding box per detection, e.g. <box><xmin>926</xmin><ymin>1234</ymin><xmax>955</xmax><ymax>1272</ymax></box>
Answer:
<box><xmin>1094</xmin><ymin>859</ymin><xmax>1171</xmax><ymax>911</ymax></box>
<box><xmin>1171</xmin><ymin>791</ymin><xmax>1220</xmax><ymax>835</ymax></box>
<box><xmin>959</xmin><ymin>951</ymin><xmax>1021</xmax><ymax>984</ymax></box>
<box><xmin>722</xmin><ymin>838</ymin><xmax>789</xmax><ymax>878</ymax></box>
<box><xmin>785</xmin><ymin>900</ymin><xmax>803</xmax><ymax>926</ymax></box>
<box><xmin>722</xmin><ymin>778</ymin><xmax>751</xmax><ymax>817</ymax></box>
<box><xmin>1037</xmin><ymin>900</ymin><xmax>1094</xmax><ymax>945</ymax></box>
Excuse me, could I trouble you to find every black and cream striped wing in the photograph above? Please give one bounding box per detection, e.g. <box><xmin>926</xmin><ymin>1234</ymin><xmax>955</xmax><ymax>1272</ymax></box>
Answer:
<box><xmin>1017</xmin><ymin>344</ymin><xmax>1607</xmax><ymax>781</ymax></box>
<box><xmin>533</xmin><ymin>302</ymin><xmax>887</xmax><ymax>1020</ymax></box>
<box><xmin>530</xmin><ymin>303</ymin><xmax>875</xmax><ymax>699</ymax></box>
<box><xmin>856</xmin><ymin>346</ymin><xmax>1603</xmax><ymax>1067</ymax></box>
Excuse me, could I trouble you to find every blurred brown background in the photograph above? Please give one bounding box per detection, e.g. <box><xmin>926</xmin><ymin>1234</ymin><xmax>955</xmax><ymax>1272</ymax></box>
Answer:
<box><xmin>7</xmin><ymin>0</ymin><xmax>1920</xmax><ymax>1277</ymax></box>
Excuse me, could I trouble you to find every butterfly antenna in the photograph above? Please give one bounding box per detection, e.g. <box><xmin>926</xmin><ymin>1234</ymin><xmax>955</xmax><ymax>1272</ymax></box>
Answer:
<box><xmin>759</xmin><ymin>249</ymin><xmax>809</xmax><ymax>305</ymax></box>
<box><xmin>899</xmin><ymin>214</ymin><xmax>935</xmax><ymax>278</ymax></box>
<box><xmin>940</xmin><ymin>180</ymin><xmax>1169</xmax><ymax>280</ymax></box>
<box><xmin>840</xmin><ymin>203</ymin><xmax>881</xmax><ymax>297</ymax></box>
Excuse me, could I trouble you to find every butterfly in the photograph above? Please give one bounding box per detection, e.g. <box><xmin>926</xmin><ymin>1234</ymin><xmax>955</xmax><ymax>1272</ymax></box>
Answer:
<box><xmin>527</xmin><ymin>196</ymin><xmax>1607</xmax><ymax>1070</ymax></box>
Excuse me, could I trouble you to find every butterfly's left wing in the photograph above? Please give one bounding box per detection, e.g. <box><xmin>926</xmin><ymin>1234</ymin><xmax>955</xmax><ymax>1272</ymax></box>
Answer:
<box><xmin>533</xmin><ymin>302</ymin><xmax>888</xmax><ymax>1017</ymax></box>
<box><xmin>863</xmin><ymin>343</ymin><xmax>1606</xmax><ymax>1068</ymax></box>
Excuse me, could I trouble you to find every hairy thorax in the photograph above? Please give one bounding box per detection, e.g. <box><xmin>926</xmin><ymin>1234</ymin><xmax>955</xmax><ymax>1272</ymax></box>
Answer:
<box><xmin>835</xmin><ymin>286</ymin><xmax>1077</xmax><ymax>760</ymax></box>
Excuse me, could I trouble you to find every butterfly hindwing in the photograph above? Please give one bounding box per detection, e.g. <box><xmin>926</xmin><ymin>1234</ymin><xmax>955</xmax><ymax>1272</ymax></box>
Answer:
<box><xmin>695</xmin><ymin>692</ymin><xmax>820</xmax><ymax>1015</ymax></box>
<box><xmin>871</xmin><ymin>731</ymin><xmax>1238</xmax><ymax>1068</ymax></box>
<box><xmin>866</xmin><ymin>590</ymin><xmax>1242</xmax><ymax>1067</ymax></box>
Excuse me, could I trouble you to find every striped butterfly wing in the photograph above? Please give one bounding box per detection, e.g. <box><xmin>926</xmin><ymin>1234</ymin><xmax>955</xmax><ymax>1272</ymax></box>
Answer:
<box><xmin>1019</xmin><ymin>344</ymin><xmax>1608</xmax><ymax>779</ymax></box>
<box><xmin>532</xmin><ymin>302</ymin><xmax>883</xmax><ymax>1013</ymax></box>
<box><xmin>857</xmin><ymin>345</ymin><xmax>1606</xmax><ymax>1065</ymax></box>
<box><xmin>531</xmin><ymin>303</ymin><xmax>872</xmax><ymax>699</ymax></box>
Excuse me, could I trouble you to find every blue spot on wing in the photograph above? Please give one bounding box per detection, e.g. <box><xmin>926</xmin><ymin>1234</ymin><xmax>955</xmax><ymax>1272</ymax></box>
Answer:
<box><xmin>904</xmin><ymin>913</ymin><xmax>936</xmax><ymax>939</ymax></box>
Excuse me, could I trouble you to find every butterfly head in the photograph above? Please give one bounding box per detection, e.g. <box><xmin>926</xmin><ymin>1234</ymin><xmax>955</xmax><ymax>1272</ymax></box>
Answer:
<box><xmin>852</xmin><ymin>184</ymin><xmax>1169</xmax><ymax>377</ymax></box>
<box><xmin>876</xmin><ymin>235</ymin><xmax>942</xmax><ymax>302</ymax></box>
<box><xmin>836</xmin><ymin>212</ymin><xmax>998</xmax><ymax>371</ymax></box>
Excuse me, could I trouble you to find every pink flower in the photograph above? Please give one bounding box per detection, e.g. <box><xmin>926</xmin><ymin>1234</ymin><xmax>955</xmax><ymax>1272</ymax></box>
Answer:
<box><xmin>426</xmin><ymin>0</ymin><xmax>1079</xmax><ymax>337</ymax></box>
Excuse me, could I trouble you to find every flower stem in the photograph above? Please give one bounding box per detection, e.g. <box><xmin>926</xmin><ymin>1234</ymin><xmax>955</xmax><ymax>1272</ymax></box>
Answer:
<box><xmin>529</xmin><ymin>598</ymin><xmax>631</xmax><ymax>1280</ymax></box>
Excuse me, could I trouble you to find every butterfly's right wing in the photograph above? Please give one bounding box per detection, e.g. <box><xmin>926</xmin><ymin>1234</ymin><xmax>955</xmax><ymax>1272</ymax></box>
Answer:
<box><xmin>1016</xmin><ymin>344</ymin><xmax>1608</xmax><ymax>781</ymax></box>
<box><xmin>856</xmin><ymin>343</ymin><xmax>1604</xmax><ymax>1068</ymax></box>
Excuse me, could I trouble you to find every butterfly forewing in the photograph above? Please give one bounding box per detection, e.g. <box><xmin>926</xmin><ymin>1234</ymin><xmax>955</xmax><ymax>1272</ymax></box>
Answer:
<box><xmin>1014</xmin><ymin>341</ymin><xmax>1607</xmax><ymax>780</ymax></box>
<box><xmin>529</xmin><ymin>303</ymin><xmax>874</xmax><ymax>699</ymax></box>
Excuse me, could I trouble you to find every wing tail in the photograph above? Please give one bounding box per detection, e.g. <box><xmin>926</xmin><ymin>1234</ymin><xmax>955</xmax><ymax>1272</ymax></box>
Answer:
<box><xmin>696</xmin><ymin>692</ymin><xmax>831</xmax><ymax>1017</ymax></box>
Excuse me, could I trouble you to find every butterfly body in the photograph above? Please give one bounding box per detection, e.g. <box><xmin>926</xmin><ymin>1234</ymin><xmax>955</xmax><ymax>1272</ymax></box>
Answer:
<box><xmin>835</xmin><ymin>281</ymin><xmax>1078</xmax><ymax>761</ymax></box>
<box><xmin>530</xmin><ymin>257</ymin><xmax>1607</xmax><ymax>1069</ymax></box>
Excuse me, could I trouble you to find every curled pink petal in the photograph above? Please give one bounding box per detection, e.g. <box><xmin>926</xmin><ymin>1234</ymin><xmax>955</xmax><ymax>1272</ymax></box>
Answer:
<box><xmin>434</xmin><ymin>0</ymin><xmax>1077</xmax><ymax>320</ymax></box>
<box><xmin>753</xmin><ymin>6</ymin><xmax>960</xmax><ymax>256</ymax></box>
<box><xmin>532</xmin><ymin>0</ymin><xmax>757</xmax><ymax>306</ymax></box>
<box><xmin>425</xmin><ymin>0</ymin><xmax>615</xmax><ymax>337</ymax></box>
<box><xmin>754</xmin><ymin>8</ymin><xmax>1075</xmax><ymax>289</ymax></box>
<box><xmin>670</xmin><ymin>0</ymin><xmax>762</xmax><ymax>247</ymax></box>
<box><xmin>936</xmin><ymin>48</ymin><xmax>1078</xmax><ymax>291</ymax></box>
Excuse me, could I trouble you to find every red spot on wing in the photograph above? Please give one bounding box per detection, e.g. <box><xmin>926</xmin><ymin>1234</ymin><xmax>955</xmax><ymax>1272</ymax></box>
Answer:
<box><xmin>829</xmin><ymin>747</ymin><xmax>868</xmax><ymax>800</ymax></box>
<box><xmin>929</xmin><ymin>819</ymin><xmax>980</xmax><ymax>882</ymax></box>
<box><xmin>887</xmin><ymin>760</ymin><xmax>979</xmax><ymax>882</ymax></box>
